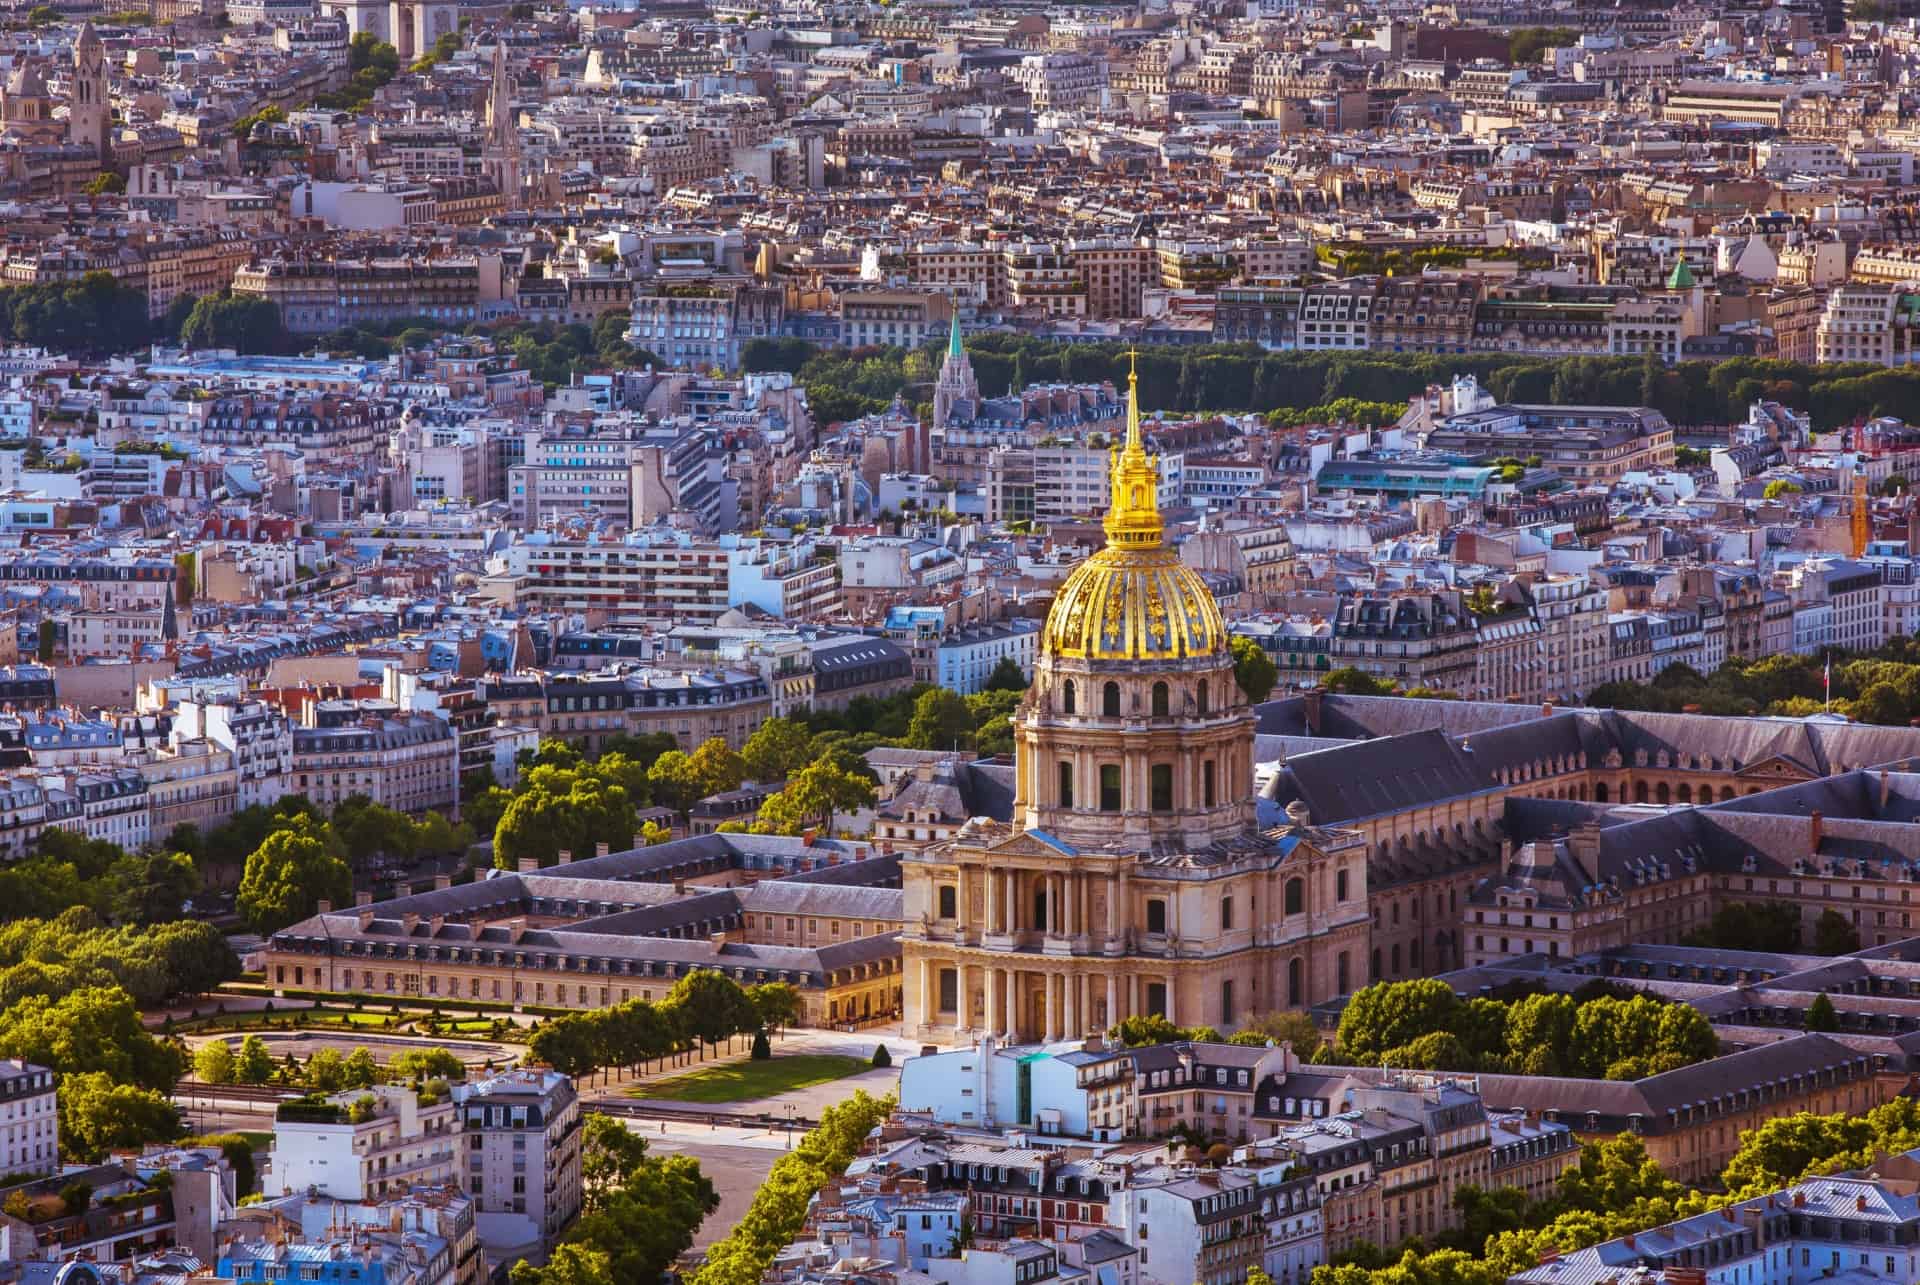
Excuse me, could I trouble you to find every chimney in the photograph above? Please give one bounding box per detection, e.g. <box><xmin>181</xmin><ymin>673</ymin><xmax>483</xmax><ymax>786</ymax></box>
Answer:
<box><xmin>1541</xmin><ymin>701</ymin><xmax>1554</xmax><ymax>718</ymax></box>
<box><xmin>1810</xmin><ymin>810</ymin><xmax>1824</xmax><ymax>851</ymax></box>
<box><xmin>556</xmin><ymin>848</ymin><xmax>573</xmax><ymax>865</ymax></box>
<box><xmin>802</xmin><ymin>827</ymin><xmax>818</xmax><ymax>846</ymax></box>
<box><xmin>518</xmin><ymin>856</ymin><xmax>539</xmax><ymax>873</ymax></box>
<box><xmin>355</xmin><ymin>891</ymin><xmax>374</xmax><ymax>907</ymax></box>
<box><xmin>595</xmin><ymin>841</ymin><xmax>610</xmax><ymax>857</ymax></box>
<box><xmin>316</xmin><ymin>899</ymin><xmax>333</xmax><ymax>914</ymax></box>
<box><xmin>433</xmin><ymin>874</ymin><xmax>452</xmax><ymax>891</ymax></box>
<box><xmin>1302</xmin><ymin>686</ymin><xmax>1323</xmax><ymax>734</ymax></box>
<box><xmin>1881</xmin><ymin>769</ymin><xmax>1891</xmax><ymax>809</ymax></box>
<box><xmin>634</xmin><ymin>831</ymin><xmax>650</xmax><ymax>850</ymax></box>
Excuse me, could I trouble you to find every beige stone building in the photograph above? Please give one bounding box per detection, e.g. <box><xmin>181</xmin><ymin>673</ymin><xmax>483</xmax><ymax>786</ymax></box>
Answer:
<box><xmin>902</xmin><ymin>362</ymin><xmax>1368</xmax><ymax>1043</ymax></box>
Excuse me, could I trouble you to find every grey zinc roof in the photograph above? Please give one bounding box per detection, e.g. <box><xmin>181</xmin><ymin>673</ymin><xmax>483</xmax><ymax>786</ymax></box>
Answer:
<box><xmin>738</xmin><ymin>881</ymin><xmax>905</xmax><ymax>920</ymax></box>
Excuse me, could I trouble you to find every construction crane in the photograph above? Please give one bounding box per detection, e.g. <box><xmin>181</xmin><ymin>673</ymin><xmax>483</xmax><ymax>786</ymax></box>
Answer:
<box><xmin>1853</xmin><ymin>468</ymin><xmax>1871</xmax><ymax>558</ymax></box>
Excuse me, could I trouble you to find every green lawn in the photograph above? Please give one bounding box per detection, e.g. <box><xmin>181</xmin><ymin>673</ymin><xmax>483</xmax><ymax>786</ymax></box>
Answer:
<box><xmin>627</xmin><ymin>1054</ymin><xmax>870</xmax><ymax>1104</ymax></box>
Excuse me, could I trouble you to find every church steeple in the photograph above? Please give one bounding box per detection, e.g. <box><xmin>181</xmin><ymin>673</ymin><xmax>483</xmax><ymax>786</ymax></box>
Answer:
<box><xmin>931</xmin><ymin>306</ymin><xmax>977</xmax><ymax>432</ymax></box>
<box><xmin>484</xmin><ymin>35</ymin><xmax>522</xmax><ymax>210</ymax></box>
<box><xmin>68</xmin><ymin>21</ymin><xmax>109</xmax><ymax>162</ymax></box>
<box><xmin>1104</xmin><ymin>350</ymin><xmax>1162</xmax><ymax>550</ymax></box>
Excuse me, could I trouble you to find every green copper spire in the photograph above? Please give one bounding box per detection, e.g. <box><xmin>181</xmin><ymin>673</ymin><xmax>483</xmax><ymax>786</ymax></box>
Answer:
<box><xmin>1666</xmin><ymin>254</ymin><xmax>1695</xmax><ymax>290</ymax></box>
<box><xmin>947</xmin><ymin>310</ymin><xmax>964</xmax><ymax>360</ymax></box>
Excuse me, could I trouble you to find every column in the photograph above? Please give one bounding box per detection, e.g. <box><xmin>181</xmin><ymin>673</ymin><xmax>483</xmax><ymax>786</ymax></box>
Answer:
<box><xmin>1107</xmin><ymin>871</ymin><xmax>1118</xmax><ymax>944</ymax></box>
<box><xmin>1064</xmin><ymin>972</ymin><xmax>1079</xmax><ymax>1038</ymax></box>
<box><xmin>1052</xmin><ymin>874</ymin><xmax>1064</xmax><ymax>935</ymax></box>
<box><xmin>1164</xmin><ymin>974</ymin><xmax>1176</xmax><ymax>1025</ymax></box>
<box><xmin>956</xmin><ymin>868</ymin><xmax>970</xmax><ymax>936</ymax></box>
<box><xmin>1005</xmin><ymin>969</ymin><xmax>1018</xmax><ymax>1040</ymax></box>
<box><xmin>1106</xmin><ymin>975</ymin><xmax>1117</xmax><ymax>1032</ymax></box>
<box><xmin>985</xmin><ymin>867</ymin><xmax>999</xmax><ymax>936</ymax></box>
<box><xmin>985</xmin><ymin>966</ymin><xmax>1001</xmax><ymax>1037</ymax></box>
<box><xmin>923</xmin><ymin>958</ymin><xmax>937</xmax><ymax>1025</ymax></box>
<box><xmin>1049</xmin><ymin>973</ymin><xmax>1064</xmax><ymax>1041</ymax></box>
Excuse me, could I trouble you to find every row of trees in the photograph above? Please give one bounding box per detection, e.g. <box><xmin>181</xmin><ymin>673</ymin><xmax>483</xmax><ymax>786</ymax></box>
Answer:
<box><xmin>1317</xmin><ymin>1097</ymin><xmax>1920</xmax><ymax>1284</ymax></box>
<box><xmin>511</xmin><ymin>1115</ymin><xmax>720</xmax><ymax>1285</ymax></box>
<box><xmin>745</xmin><ymin>335</ymin><xmax>1920</xmax><ymax>432</ymax></box>
<box><xmin>1332</xmin><ymin>978</ymin><xmax>1718</xmax><ymax>1079</ymax></box>
<box><xmin>194</xmin><ymin>1036</ymin><xmax>466</xmax><ymax>1091</ymax></box>
<box><xmin>692</xmin><ymin>1090</ymin><xmax>896</xmax><ymax>1285</ymax></box>
<box><xmin>1588</xmin><ymin>636</ymin><xmax>1920</xmax><ymax>727</ymax></box>
<box><xmin>526</xmin><ymin>971</ymin><xmax>804</xmax><ymax>1077</ymax></box>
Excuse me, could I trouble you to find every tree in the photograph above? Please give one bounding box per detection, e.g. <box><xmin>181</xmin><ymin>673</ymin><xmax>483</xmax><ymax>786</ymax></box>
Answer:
<box><xmin>906</xmin><ymin>688</ymin><xmax>974</xmax><ymax>752</ymax></box>
<box><xmin>1230</xmin><ymin>1011</ymin><xmax>1323</xmax><ymax>1058</ymax></box>
<box><xmin>390</xmin><ymin>1048</ymin><xmax>465</xmax><ymax>1081</ymax></box>
<box><xmin>413</xmin><ymin>811</ymin><xmax>473</xmax><ymax>858</ymax></box>
<box><xmin>512</xmin><ymin>1245</ymin><xmax>616</xmax><ymax>1285</ymax></box>
<box><xmin>581</xmin><ymin>1113</ymin><xmax>652</xmax><ymax>1214</ymax></box>
<box><xmin>1555</xmin><ymin>1133</ymin><xmax>1685</xmax><ymax>1216</ymax></box>
<box><xmin>747</xmin><ymin>982</ymin><xmax>804</xmax><ymax>1034</ymax></box>
<box><xmin>1230</xmin><ymin>634</ymin><xmax>1279</xmax><ymax>703</ymax></box>
<box><xmin>688</xmin><ymin>737</ymin><xmax>747</xmax><ymax>798</ymax></box>
<box><xmin>237</xmin><ymin>816</ymin><xmax>351</xmax><ymax>933</ymax></box>
<box><xmin>332</xmin><ymin>795</ymin><xmax>416</xmax><ymax>867</ymax></box>
<box><xmin>755</xmin><ymin>760</ymin><xmax>876</xmax><ymax>836</ymax></box>
<box><xmin>647</xmin><ymin>751</ymin><xmax>704</xmax><ymax>819</ymax></box>
<box><xmin>742</xmin><ymin>718</ymin><xmax>814</xmax><ymax>783</ymax></box>
<box><xmin>305</xmin><ymin>1047</ymin><xmax>346</xmax><ymax>1092</ymax></box>
<box><xmin>665</xmin><ymin>971</ymin><xmax>757</xmax><ymax>1054</ymax></box>
<box><xmin>1805</xmin><ymin>992</ymin><xmax>1840</xmax><ymax>1032</ymax></box>
<box><xmin>871</xmin><ymin>1044</ymin><xmax>891</xmax><ymax>1068</ymax></box>
<box><xmin>0</xmin><ymin>986</ymin><xmax>183</xmax><ymax>1092</ymax></box>
<box><xmin>1764</xmin><ymin>479</ymin><xmax>1803</xmax><ymax>500</ymax></box>
<box><xmin>59</xmin><ymin>1072</ymin><xmax>181</xmax><ymax>1162</ymax></box>
<box><xmin>179</xmin><ymin>291</ymin><xmax>286</xmax><ymax>355</ymax></box>
<box><xmin>1814</xmin><ymin>910</ymin><xmax>1860</xmax><ymax>955</ymax></box>
<box><xmin>983</xmin><ymin>657</ymin><xmax>1027</xmax><ymax>691</ymax></box>
<box><xmin>751</xmin><ymin>1029</ymin><xmax>771</xmax><ymax>1059</ymax></box>
<box><xmin>235</xmin><ymin>1034</ymin><xmax>274</xmax><ymax>1085</ymax></box>
<box><xmin>1335</xmin><ymin>979</ymin><xmax>1458</xmax><ymax>1064</ymax></box>
<box><xmin>1109</xmin><ymin>1014</ymin><xmax>1182</xmax><ymax>1046</ymax></box>
<box><xmin>194</xmin><ymin>1040</ymin><xmax>235</xmax><ymax>1085</ymax></box>
<box><xmin>106</xmin><ymin>850</ymin><xmax>199</xmax><ymax>925</ymax></box>
<box><xmin>638</xmin><ymin>820</ymin><xmax>671</xmax><ymax>846</ymax></box>
<box><xmin>342</xmin><ymin>1047</ymin><xmax>379</xmax><ymax>1089</ymax></box>
<box><xmin>83</xmin><ymin>172</ymin><xmax>125</xmax><ymax>196</ymax></box>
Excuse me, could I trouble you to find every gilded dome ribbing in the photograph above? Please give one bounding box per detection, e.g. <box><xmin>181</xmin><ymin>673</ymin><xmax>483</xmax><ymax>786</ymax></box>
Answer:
<box><xmin>1041</xmin><ymin>354</ymin><xmax>1227</xmax><ymax>663</ymax></box>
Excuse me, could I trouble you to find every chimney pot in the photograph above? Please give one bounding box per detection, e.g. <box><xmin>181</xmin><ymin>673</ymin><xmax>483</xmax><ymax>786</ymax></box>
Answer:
<box><xmin>1810</xmin><ymin>810</ymin><xmax>1824</xmax><ymax>850</ymax></box>
<box><xmin>556</xmin><ymin>848</ymin><xmax>572</xmax><ymax>865</ymax></box>
<box><xmin>518</xmin><ymin>856</ymin><xmax>539</xmax><ymax>873</ymax></box>
<box><xmin>355</xmin><ymin>891</ymin><xmax>373</xmax><ymax>907</ymax></box>
<box><xmin>595</xmin><ymin>841</ymin><xmax>610</xmax><ymax>857</ymax></box>
<box><xmin>315</xmin><ymin>898</ymin><xmax>333</xmax><ymax>914</ymax></box>
<box><xmin>433</xmin><ymin>874</ymin><xmax>452</xmax><ymax>891</ymax></box>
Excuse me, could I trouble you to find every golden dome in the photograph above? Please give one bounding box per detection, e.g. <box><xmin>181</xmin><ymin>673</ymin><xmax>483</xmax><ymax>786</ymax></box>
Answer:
<box><xmin>1041</xmin><ymin>353</ymin><xmax>1228</xmax><ymax>663</ymax></box>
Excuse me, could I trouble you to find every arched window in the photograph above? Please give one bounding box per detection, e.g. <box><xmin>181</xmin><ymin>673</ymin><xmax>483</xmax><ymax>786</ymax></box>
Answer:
<box><xmin>1635</xmin><ymin>780</ymin><xmax>1649</xmax><ymax>804</ymax></box>
<box><xmin>1285</xmin><ymin>877</ymin><xmax>1305</xmax><ymax>916</ymax></box>
<box><xmin>1058</xmin><ymin>761</ymin><xmax>1074</xmax><ymax>808</ymax></box>
<box><xmin>1152</xmin><ymin>681</ymin><xmax>1169</xmax><ymax>717</ymax></box>
<box><xmin>1203</xmin><ymin>760</ymin><xmax>1217</xmax><ymax>808</ymax></box>
<box><xmin>1102</xmin><ymin>682</ymin><xmax>1121</xmax><ymax>717</ymax></box>
<box><xmin>1150</xmin><ymin>764</ymin><xmax>1173</xmax><ymax>811</ymax></box>
<box><xmin>1656</xmin><ymin>782</ymin><xmax>1671</xmax><ymax>805</ymax></box>
<box><xmin>1198</xmin><ymin>682</ymin><xmax>1209</xmax><ymax>715</ymax></box>
<box><xmin>1370</xmin><ymin>948</ymin><xmax>1381</xmax><ymax>981</ymax></box>
<box><xmin>1062</xmin><ymin>680</ymin><xmax>1076</xmax><ymax>715</ymax></box>
<box><xmin>1287</xmin><ymin>958</ymin><xmax>1302</xmax><ymax>1006</ymax></box>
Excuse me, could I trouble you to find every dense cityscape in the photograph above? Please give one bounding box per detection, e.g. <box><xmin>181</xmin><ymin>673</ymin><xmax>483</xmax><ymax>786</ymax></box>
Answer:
<box><xmin>8</xmin><ymin>0</ymin><xmax>1920</xmax><ymax>1283</ymax></box>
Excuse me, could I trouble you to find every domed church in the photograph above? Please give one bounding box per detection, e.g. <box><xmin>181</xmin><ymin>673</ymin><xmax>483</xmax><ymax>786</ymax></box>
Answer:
<box><xmin>902</xmin><ymin>359</ymin><xmax>1369</xmax><ymax>1044</ymax></box>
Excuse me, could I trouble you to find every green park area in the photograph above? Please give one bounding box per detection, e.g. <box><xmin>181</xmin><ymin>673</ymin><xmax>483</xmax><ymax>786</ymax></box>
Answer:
<box><xmin>626</xmin><ymin>1053</ymin><xmax>868</xmax><ymax>1104</ymax></box>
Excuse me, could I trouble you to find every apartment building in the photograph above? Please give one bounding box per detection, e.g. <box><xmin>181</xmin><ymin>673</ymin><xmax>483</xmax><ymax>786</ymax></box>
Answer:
<box><xmin>289</xmin><ymin>700</ymin><xmax>458</xmax><ymax>815</ymax></box>
<box><xmin>270</xmin><ymin>1085</ymin><xmax>462</xmax><ymax>1201</ymax></box>
<box><xmin>1817</xmin><ymin>283</ymin><xmax>1920</xmax><ymax>365</ymax></box>
<box><xmin>0</xmin><ymin>1060</ymin><xmax>56</xmax><ymax>1177</ymax></box>
<box><xmin>458</xmin><ymin>1069</ymin><xmax>582</xmax><ymax>1252</ymax></box>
